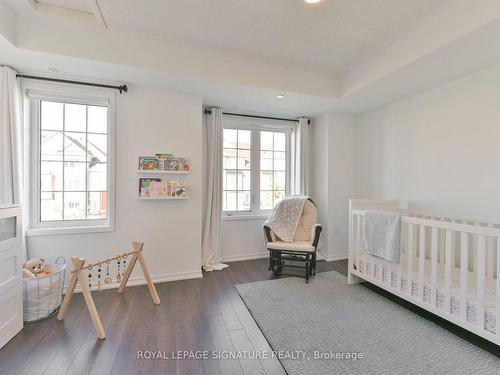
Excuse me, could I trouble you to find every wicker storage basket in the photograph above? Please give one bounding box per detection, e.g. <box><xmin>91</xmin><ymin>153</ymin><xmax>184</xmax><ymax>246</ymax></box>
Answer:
<box><xmin>22</xmin><ymin>257</ymin><xmax>66</xmax><ymax>323</ymax></box>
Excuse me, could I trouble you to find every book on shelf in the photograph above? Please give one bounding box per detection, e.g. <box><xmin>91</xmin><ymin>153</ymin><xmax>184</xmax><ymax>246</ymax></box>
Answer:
<box><xmin>139</xmin><ymin>178</ymin><xmax>187</xmax><ymax>198</ymax></box>
<box><xmin>165</xmin><ymin>157</ymin><xmax>190</xmax><ymax>172</ymax></box>
<box><xmin>139</xmin><ymin>178</ymin><xmax>161</xmax><ymax>197</ymax></box>
<box><xmin>138</xmin><ymin>155</ymin><xmax>190</xmax><ymax>172</ymax></box>
<box><xmin>138</xmin><ymin>157</ymin><xmax>159</xmax><ymax>170</ymax></box>
<box><xmin>172</xmin><ymin>186</ymin><xmax>187</xmax><ymax>197</ymax></box>
<box><xmin>156</xmin><ymin>153</ymin><xmax>173</xmax><ymax>170</ymax></box>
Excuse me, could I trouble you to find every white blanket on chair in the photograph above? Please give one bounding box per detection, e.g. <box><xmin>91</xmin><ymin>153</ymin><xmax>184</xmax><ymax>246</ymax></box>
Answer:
<box><xmin>364</xmin><ymin>210</ymin><xmax>401</xmax><ymax>263</ymax></box>
<box><xmin>264</xmin><ymin>196</ymin><xmax>308</xmax><ymax>242</ymax></box>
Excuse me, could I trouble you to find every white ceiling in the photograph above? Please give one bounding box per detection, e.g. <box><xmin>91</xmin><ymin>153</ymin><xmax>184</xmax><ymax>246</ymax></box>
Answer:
<box><xmin>97</xmin><ymin>0</ymin><xmax>449</xmax><ymax>74</ymax></box>
<box><xmin>2</xmin><ymin>0</ymin><xmax>500</xmax><ymax>117</ymax></box>
<box><xmin>6</xmin><ymin>0</ymin><xmax>450</xmax><ymax>75</ymax></box>
<box><xmin>35</xmin><ymin>0</ymin><xmax>93</xmax><ymax>14</ymax></box>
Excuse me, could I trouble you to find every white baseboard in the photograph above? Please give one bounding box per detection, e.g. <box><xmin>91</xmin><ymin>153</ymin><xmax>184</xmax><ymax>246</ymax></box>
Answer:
<box><xmin>66</xmin><ymin>269</ymin><xmax>203</xmax><ymax>294</ymax></box>
<box><xmin>325</xmin><ymin>254</ymin><xmax>348</xmax><ymax>262</ymax></box>
<box><xmin>317</xmin><ymin>251</ymin><xmax>348</xmax><ymax>262</ymax></box>
<box><xmin>222</xmin><ymin>251</ymin><xmax>268</xmax><ymax>263</ymax></box>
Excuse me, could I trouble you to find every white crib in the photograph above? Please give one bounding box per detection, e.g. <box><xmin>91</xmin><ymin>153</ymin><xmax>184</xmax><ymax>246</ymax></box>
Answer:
<box><xmin>348</xmin><ymin>199</ymin><xmax>500</xmax><ymax>346</ymax></box>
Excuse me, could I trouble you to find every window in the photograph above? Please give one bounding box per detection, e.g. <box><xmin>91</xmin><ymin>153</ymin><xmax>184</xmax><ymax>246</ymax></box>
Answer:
<box><xmin>259</xmin><ymin>131</ymin><xmax>287</xmax><ymax>210</ymax></box>
<box><xmin>223</xmin><ymin>129</ymin><xmax>251</xmax><ymax>212</ymax></box>
<box><xmin>223</xmin><ymin>117</ymin><xmax>292</xmax><ymax>215</ymax></box>
<box><xmin>29</xmin><ymin>91</ymin><xmax>114</xmax><ymax>234</ymax></box>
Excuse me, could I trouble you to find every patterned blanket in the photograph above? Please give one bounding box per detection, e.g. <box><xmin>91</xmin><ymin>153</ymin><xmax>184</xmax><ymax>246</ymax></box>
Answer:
<box><xmin>264</xmin><ymin>196</ymin><xmax>308</xmax><ymax>242</ymax></box>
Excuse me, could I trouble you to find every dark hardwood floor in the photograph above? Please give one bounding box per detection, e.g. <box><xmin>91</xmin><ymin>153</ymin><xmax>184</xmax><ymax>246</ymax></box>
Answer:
<box><xmin>2</xmin><ymin>258</ymin><xmax>497</xmax><ymax>375</ymax></box>
<box><xmin>0</xmin><ymin>259</ymin><xmax>347</xmax><ymax>375</ymax></box>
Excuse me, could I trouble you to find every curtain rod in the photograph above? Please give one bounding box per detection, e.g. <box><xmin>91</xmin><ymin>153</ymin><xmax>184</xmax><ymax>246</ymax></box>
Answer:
<box><xmin>16</xmin><ymin>74</ymin><xmax>128</xmax><ymax>94</ymax></box>
<box><xmin>204</xmin><ymin>109</ymin><xmax>310</xmax><ymax>124</ymax></box>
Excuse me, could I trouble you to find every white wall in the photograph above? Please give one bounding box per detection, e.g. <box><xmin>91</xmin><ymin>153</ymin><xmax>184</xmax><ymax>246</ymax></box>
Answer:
<box><xmin>327</xmin><ymin>114</ymin><xmax>358</xmax><ymax>258</ymax></box>
<box><xmin>27</xmin><ymin>87</ymin><xmax>204</xmax><ymax>285</ymax></box>
<box><xmin>310</xmin><ymin>114</ymin><xmax>329</xmax><ymax>259</ymax></box>
<box><xmin>24</xmin><ymin>53</ymin><xmax>500</xmax><ymax>282</ymax></box>
<box><xmin>222</xmin><ymin>218</ymin><xmax>267</xmax><ymax>262</ymax></box>
<box><xmin>357</xmin><ymin>63</ymin><xmax>500</xmax><ymax>221</ymax></box>
<box><xmin>310</xmin><ymin>113</ymin><xmax>358</xmax><ymax>260</ymax></box>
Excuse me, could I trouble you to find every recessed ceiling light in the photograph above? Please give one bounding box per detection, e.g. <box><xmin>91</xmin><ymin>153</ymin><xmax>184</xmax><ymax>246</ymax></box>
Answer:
<box><xmin>305</xmin><ymin>0</ymin><xmax>322</xmax><ymax>4</ymax></box>
<box><xmin>276</xmin><ymin>94</ymin><xmax>285</xmax><ymax>99</ymax></box>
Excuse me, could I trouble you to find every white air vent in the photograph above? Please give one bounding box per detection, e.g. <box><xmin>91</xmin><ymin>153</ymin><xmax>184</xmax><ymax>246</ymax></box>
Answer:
<box><xmin>32</xmin><ymin>0</ymin><xmax>107</xmax><ymax>28</ymax></box>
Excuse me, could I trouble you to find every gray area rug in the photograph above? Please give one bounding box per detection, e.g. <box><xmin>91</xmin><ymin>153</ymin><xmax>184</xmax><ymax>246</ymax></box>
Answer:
<box><xmin>236</xmin><ymin>272</ymin><xmax>500</xmax><ymax>375</ymax></box>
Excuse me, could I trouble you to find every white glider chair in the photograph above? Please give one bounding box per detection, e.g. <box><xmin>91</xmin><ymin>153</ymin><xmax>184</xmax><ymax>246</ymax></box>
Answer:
<box><xmin>263</xmin><ymin>197</ymin><xmax>322</xmax><ymax>283</ymax></box>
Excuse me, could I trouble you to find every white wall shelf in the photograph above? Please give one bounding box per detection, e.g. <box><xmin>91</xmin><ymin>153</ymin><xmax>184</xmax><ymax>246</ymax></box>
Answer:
<box><xmin>137</xmin><ymin>170</ymin><xmax>189</xmax><ymax>174</ymax></box>
<box><xmin>138</xmin><ymin>196</ymin><xmax>189</xmax><ymax>200</ymax></box>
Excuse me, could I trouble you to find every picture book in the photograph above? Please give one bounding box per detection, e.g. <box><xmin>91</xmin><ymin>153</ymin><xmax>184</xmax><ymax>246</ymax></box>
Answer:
<box><xmin>139</xmin><ymin>157</ymin><xmax>159</xmax><ymax>170</ymax></box>
<box><xmin>173</xmin><ymin>186</ymin><xmax>188</xmax><ymax>197</ymax></box>
<box><xmin>155</xmin><ymin>153</ymin><xmax>173</xmax><ymax>160</ymax></box>
<box><xmin>139</xmin><ymin>178</ymin><xmax>161</xmax><ymax>197</ymax></box>
<box><xmin>156</xmin><ymin>154</ymin><xmax>173</xmax><ymax>170</ymax></box>
<box><xmin>165</xmin><ymin>158</ymin><xmax>190</xmax><ymax>172</ymax></box>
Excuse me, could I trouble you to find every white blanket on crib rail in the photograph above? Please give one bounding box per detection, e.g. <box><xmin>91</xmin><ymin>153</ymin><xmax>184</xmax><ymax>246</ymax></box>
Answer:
<box><xmin>364</xmin><ymin>210</ymin><xmax>401</xmax><ymax>263</ymax></box>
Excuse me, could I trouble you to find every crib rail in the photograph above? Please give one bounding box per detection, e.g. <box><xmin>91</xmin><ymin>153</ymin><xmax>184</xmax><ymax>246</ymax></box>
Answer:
<box><xmin>348</xmin><ymin>199</ymin><xmax>500</xmax><ymax>346</ymax></box>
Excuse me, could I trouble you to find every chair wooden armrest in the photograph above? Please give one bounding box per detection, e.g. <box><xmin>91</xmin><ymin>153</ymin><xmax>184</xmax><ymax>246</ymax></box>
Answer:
<box><xmin>311</xmin><ymin>224</ymin><xmax>322</xmax><ymax>248</ymax></box>
<box><xmin>263</xmin><ymin>224</ymin><xmax>273</xmax><ymax>244</ymax></box>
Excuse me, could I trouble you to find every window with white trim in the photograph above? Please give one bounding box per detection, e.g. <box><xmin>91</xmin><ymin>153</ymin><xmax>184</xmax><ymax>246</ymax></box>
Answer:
<box><xmin>223</xmin><ymin>117</ymin><xmax>292</xmax><ymax>215</ymax></box>
<box><xmin>259</xmin><ymin>131</ymin><xmax>287</xmax><ymax>210</ymax></box>
<box><xmin>29</xmin><ymin>91</ymin><xmax>114</xmax><ymax>233</ymax></box>
<box><xmin>222</xmin><ymin>129</ymin><xmax>251</xmax><ymax>212</ymax></box>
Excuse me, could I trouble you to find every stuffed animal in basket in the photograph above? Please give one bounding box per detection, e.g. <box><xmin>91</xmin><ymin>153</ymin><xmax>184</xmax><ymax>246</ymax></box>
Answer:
<box><xmin>22</xmin><ymin>258</ymin><xmax>50</xmax><ymax>278</ymax></box>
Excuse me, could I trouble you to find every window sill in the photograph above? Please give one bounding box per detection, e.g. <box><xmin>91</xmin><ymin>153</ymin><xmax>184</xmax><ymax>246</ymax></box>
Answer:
<box><xmin>222</xmin><ymin>214</ymin><xmax>269</xmax><ymax>221</ymax></box>
<box><xmin>26</xmin><ymin>225</ymin><xmax>115</xmax><ymax>237</ymax></box>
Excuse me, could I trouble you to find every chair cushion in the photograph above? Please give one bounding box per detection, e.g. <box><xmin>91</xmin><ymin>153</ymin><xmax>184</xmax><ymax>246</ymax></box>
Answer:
<box><xmin>267</xmin><ymin>240</ymin><xmax>315</xmax><ymax>252</ymax></box>
<box><xmin>293</xmin><ymin>199</ymin><xmax>318</xmax><ymax>241</ymax></box>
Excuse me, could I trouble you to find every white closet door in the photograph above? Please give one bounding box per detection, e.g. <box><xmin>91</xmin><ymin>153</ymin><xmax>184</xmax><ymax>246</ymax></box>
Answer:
<box><xmin>0</xmin><ymin>206</ymin><xmax>23</xmax><ymax>349</ymax></box>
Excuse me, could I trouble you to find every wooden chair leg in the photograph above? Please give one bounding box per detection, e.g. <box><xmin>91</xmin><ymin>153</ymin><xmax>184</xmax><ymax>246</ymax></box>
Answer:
<box><xmin>305</xmin><ymin>260</ymin><xmax>310</xmax><ymax>283</ymax></box>
<box><xmin>272</xmin><ymin>251</ymin><xmax>280</xmax><ymax>277</ymax></box>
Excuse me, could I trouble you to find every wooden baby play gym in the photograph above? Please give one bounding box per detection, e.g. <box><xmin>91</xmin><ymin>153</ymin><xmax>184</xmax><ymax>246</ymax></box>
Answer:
<box><xmin>57</xmin><ymin>241</ymin><xmax>160</xmax><ymax>339</ymax></box>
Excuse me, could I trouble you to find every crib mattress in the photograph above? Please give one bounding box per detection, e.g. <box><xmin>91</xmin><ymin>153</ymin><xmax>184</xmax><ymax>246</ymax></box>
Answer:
<box><xmin>354</xmin><ymin>254</ymin><xmax>497</xmax><ymax>334</ymax></box>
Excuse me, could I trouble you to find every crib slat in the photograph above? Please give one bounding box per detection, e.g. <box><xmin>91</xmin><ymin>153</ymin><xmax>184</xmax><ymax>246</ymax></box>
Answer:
<box><xmin>460</xmin><ymin>233</ymin><xmax>469</xmax><ymax>321</ymax></box>
<box><xmin>472</xmin><ymin>222</ymin><xmax>480</xmax><ymax>272</ymax></box>
<box><xmin>419</xmin><ymin>225</ymin><xmax>425</xmax><ymax>300</ymax></box>
<box><xmin>486</xmin><ymin>224</ymin><xmax>494</xmax><ymax>278</ymax></box>
<box><xmin>439</xmin><ymin>227</ymin><xmax>445</xmax><ymax>266</ymax></box>
<box><xmin>476</xmin><ymin>235</ymin><xmax>486</xmax><ymax>329</ymax></box>
<box><xmin>451</xmin><ymin>220</ymin><xmax>457</xmax><ymax>269</ymax></box>
<box><xmin>396</xmin><ymin>266</ymin><xmax>401</xmax><ymax>292</ymax></box>
<box><xmin>356</xmin><ymin>215</ymin><xmax>361</xmax><ymax>270</ymax></box>
<box><xmin>496</xmin><ymin>238</ymin><xmax>500</xmax><ymax>332</ymax></box>
<box><xmin>444</xmin><ymin>230</ymin><xmax>452</xmax><ymax>314</ymax></box>
<box><xmin>431</xmin><ymin>227</ymin><xmax>438</xmax><ymax>307</ymax></box>
<box><xmin>407</xmin><ymin>224</ymin><xmax>413</xmax><ymax>296</ymax></box>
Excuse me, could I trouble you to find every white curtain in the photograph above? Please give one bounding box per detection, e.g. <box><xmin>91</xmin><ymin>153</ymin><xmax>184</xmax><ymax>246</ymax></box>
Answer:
<box><xmin>0</xmin><ymin>67</ymin><xmax>23</xmax><ymax>205</ymax></box>
<box><xmin>291</xmin><ymin>117</ymin><xmax>310</xmax><ymax>196</ymax></box>
<box><xmin>201</xmin><ymin>108</ymin><xmax>228</xmax><ymax>271</ymax></box>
